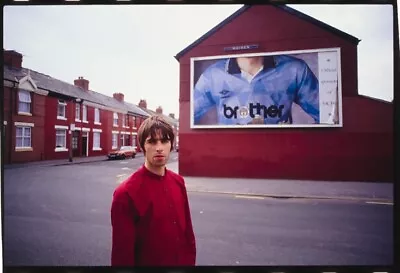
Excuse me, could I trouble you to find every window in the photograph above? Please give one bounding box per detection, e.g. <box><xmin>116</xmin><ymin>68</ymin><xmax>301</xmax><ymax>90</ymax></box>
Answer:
<box><xmin>57</xmin><ymin>100</ymin><xmax>67</xmax><ymax>119</ymax></box>
<box><xmin>112</xmin><ymin>133</ymin><xmax>118</xmax><ymax>148</ymax></box>
<box><xmin>75</xmin><ymin>104</ymin><xmax>81</xmax><ymax>121</ymax></box>
<box><xmin>122</xmin><ymin>115</ymin><xmax>126</xmax><ymax>127</ymax></box>
<box><xmin>83</xmin><ymin>105</ymin><xmax>88</xmax><ymax>122</ymax></box>
<box><xmin>113</xmin><ymin>112</ymin><xmax>118</xmax><ymax>126</ymax></box>
<box><xmin>56</xmin><ymin>129</ymin><xmax>67</xmax><ymax>148</ymax></box>
<box><xmin>125</xmin><ymin>135</ymin><xmax>131</xmax><ymax>146</ymax></box>
<box><xmin>120</xmin><ymin>135</ymin><xmax>125</xmax><ymax>146</ymax></box>
<box><xmin>93</xmin><ymin>132</ymin><xmax>101</xmax><ymax>149</ymax></box>
<box><xmin>95</xmin><ymin>108</ymin><xmax>100</xmax><ymax>123</ymax></box>
<box><xmin>72</xmin><ymin>136</ymin><xmax>78</xmax><ymax>149</ymax></box>
<box><xmin>133</xmin><ymin>116</ymin><xmax>138</xmax><ymax>128</ymax></box>
<box><xmin>16</xmin><ymin>126</ymin><xmax>31</xmax><ymax>148</ymax></box>
<box><xmin>18</xmin><ymin>90</ymin><xmax>32</xmax><ymax>114</ymax></box>
<box><xmin>132</xmin><ymin>136</ymin><xmax>136</xmax><ymax>147</ymax></box>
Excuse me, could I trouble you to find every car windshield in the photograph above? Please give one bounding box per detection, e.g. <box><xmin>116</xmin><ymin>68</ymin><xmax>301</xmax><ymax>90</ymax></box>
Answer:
<box><xmin>120</xmin><ymin>146</ymin><xmax>130</xmax><ymax>151</ymax></box>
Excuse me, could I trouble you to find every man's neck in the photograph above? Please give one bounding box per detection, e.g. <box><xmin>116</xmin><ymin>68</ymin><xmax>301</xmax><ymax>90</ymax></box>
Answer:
<box><xmin>237</xmin><ymin>57</ymin><xmax>264</xmax><ymax>76</ymax></box>
<box><xmin>144</xmin><ymin>161</ymin><xmax>166</xmax><ymax>176</ymax></box>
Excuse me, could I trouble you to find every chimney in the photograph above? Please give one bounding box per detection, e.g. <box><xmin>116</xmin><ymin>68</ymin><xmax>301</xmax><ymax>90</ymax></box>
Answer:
<box><xmin>169</xmin><ymin>113</ymin><xmax>175</xmax><ymax>119</ymax></box>
<box><xmin>4</xmin><ymin>50</ymin><xmax>23</xmax><ymax>69</ymax></box>
<box><xmin>156</xmin><ymin>106</ymin><xmax>163</xmax><ymax>115</ymax></box>
<box><xmin>74</xmin><ymin>76</ymin><xmax>89</xmax><ymax>91</ymax></box>
<box><xmin>113</xmin><ymin>93</ymin><xmax>124</xmax><ymax>102</ymax></box>
<box><xmin>139</xmin><ymin>99</ymin><xmax>147</xmax><ymax>109</ymax></box>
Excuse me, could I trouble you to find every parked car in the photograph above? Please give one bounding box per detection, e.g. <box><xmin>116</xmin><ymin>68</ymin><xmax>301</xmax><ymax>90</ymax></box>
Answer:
<box><xmin>175</xmin><ymin>143</ymin><xmax>179</xmax><ymax>152</ymax></box>
<box><xmin>107</xmin><ymin>146</ymin><xmax>137</xmax><ymax>160</ymax></box>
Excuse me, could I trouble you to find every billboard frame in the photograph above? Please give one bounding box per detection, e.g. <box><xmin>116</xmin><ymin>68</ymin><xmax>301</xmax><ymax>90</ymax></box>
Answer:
<box><xmin>189</xmin><ymin>47</ymin><xmax>343</xmax><ymax>129</ymax></box>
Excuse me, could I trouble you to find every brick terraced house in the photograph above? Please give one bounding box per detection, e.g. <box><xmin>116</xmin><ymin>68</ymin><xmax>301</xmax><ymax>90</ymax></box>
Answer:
<box><xmin>3</xmin><ymin>50</ymin><xmax>179</xmax><ymax>164</ymax></box>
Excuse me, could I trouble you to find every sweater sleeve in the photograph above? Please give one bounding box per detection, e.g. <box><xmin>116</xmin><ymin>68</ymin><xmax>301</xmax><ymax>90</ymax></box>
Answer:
<box><xmin>111</xmin><ymin>189</ymin><xmax>136</xmax><ymax>266</ymax></box>
<box><xmin>182</xmin><ymin>182</ymin><xmax>197</xmax><ymax>265</ymax></box>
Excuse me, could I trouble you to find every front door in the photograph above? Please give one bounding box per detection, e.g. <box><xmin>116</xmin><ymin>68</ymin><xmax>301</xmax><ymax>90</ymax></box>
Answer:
<box><xmin>82</xmin><ymin>133</ymin><xmax>88</xmax><ymax>157</ymax></box>
<box><xmin>72</xmin><ymin>131</ymin><xmax>80</xmax><ymax>157</ymax></box>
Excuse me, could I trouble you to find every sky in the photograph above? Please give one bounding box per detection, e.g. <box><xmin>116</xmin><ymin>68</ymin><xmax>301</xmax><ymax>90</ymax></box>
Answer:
<box><xmin>3</xmin><ymin>4</ymin><xmax>397</xmax><ymax>119</ymax></box>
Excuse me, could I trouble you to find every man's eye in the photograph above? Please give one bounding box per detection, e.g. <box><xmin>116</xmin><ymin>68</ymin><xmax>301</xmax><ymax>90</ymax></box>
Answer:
<box><xmin>161</xmin><ymin>139</ymin><xmax>169</xmax><ymax>143</ymax></box>
<box><xmin>147</xmin><ymin>139</ymin><xmax>155</xmax><ymax>144</ymax></box>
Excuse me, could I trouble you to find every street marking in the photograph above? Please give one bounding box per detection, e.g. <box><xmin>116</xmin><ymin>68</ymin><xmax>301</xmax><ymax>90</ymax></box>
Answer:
<box><xmin>366</xmin><ymin>201</ymin><xmax>393</xmax><ymax>205</ymax></box>
<box><xmin>116</xmin><ymin>173</ymin><xmax>130</xmax><ymax>184</ymax></box>
<box><xmin>188</xmin><ymin>189</ymin><xmax>392</xmax><ymax>203</ymax></box>
<box><xmin>120</xmin><ymin>161</ymin><xmax>129</xmax><ymax>164</ymax></box>
<box><xmin>121</xmin><ymin>167</ymin><xmax>132</xmax><ymax>171</ymax></box>
<box><xmin>235</xmin><ymin>195</ymin><xmax>265</xmax><ymax>200</ymax></box>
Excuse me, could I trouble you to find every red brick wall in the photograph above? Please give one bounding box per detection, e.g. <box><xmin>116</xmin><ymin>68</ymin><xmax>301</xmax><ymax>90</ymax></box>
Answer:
<box><xmin>44</xmin><ymin>96</ymin><xmax>73</xmax><ymax>160</ymax></box>
<box><xmin>177</xmin><ymin>5</ymin><xmax>393</xmax><ymax>182</ymax></box>
<box><xmin>3</xmin><ymin>86</ymin><xmax>46</xmax><ymax>163</ymax></box>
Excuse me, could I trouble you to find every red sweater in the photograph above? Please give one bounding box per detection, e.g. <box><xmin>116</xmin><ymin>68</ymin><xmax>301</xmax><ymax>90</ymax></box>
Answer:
<box><xmin>111</xmin><ymin>165</ymin><xmax>196</xmax><ymax>266</ymax></box>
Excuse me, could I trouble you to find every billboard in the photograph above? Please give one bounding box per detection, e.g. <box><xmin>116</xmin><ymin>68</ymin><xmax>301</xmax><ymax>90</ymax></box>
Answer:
<box><xmin>190</xmin><ymin>48</ymin><xmax>342</xmax><ymax>129</ymax></box>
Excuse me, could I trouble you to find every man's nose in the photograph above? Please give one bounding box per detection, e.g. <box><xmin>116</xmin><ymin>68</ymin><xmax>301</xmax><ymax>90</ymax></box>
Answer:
<box><xmin>155</xmin><ymin>141</ymin><xmax>163</xmax><ymax>151</ymax></box>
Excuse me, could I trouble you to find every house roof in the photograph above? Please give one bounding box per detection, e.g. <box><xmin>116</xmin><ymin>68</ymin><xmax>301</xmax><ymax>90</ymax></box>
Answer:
<box><xmin>3</xmin><ymin>65</ymin><xmax>150</xmax><ymax>117</ymax></box>
<box><xmin>175</xmin><ymin>4</ymin><xmax>360</xmax><ymax>61</ymax></box>
<box><xmin>139</xmin><ymin>107</ymin><xmax>179</xmax><ymax>127</ymax></box>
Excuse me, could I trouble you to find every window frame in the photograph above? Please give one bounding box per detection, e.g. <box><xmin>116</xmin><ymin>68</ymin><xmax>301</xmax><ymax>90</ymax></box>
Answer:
<box><xmin>93</xmin><ymin>131</ymin><xmax>101</xmax><ymax>150</ymax></box>
<box><xmin>82</xmin><ymin>105</ymin><xmax>88</xmax><ymax>122</ymax></box>
<box><xmin>57</xmin><ymin>100</ymin><xmax>67</xmax><ymax>120</ymax></box>
<box><xmin>94</xmin><ymin>108</ymin><xmax>101</xmax><ymax>124</ymax></box>
<box><xmin>113</xmin><ymin>112</ymin><xmax>119</xmax><ymax>127</ymax></box>
<box><xmin>17</xmin><ymin>90</ymin><xmax>32</xmax><ymax>115</ymax></box>
<box><xmin>55</xmin><ymin>128</ymin><xmax>68</xmax><ymax>152</ymax></box>
<box><xmin>112</xmin><ymin>133</ymin><xmax>118</xmax><ymax>149</ymax></box>
<box><xmin>75</xmin><ymin>104</ymin><xmax>81</xmax><ymax>121</ymax></box>
<box><xmin>15</xmin><ymin>126</ymin><xmax>32</xmax><ymax>150</ymax></box>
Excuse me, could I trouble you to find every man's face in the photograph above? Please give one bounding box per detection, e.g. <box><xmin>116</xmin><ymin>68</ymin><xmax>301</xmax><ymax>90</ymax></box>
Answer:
<box><xmin>144</xmin><ymin>130</ymin><xmax>172</xmax><ymax>168</ymax></box>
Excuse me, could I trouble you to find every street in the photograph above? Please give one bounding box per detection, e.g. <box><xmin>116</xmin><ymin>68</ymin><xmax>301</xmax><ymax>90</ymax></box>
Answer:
<box><xmin>3</xmin><ymin>156</ymin><xmax>393</xmax><ymax>266</ymax></box>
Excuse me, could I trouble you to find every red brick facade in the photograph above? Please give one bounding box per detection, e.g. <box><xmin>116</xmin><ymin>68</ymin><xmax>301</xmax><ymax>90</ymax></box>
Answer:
<box><xmin>176</xmin><ymin>5</ymin><xmax>393</xmax><ymax>182</ymax></box>
<box><xmin>2</xmin><ymin>50</ymin><xmax>177</xmax><ymax>164</ymax></box>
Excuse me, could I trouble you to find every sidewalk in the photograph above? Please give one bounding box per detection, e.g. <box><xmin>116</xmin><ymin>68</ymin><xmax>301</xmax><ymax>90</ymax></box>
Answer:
<box><xmin>4</xmin><ymin>156</ymin><xmax>393</xmax><ymax>203</ymax></box>
<box><xmin>3</xmin><ymin>153</ymin><xmax>144</xmax><ymax>169</ymax></box>
<box><xmin>166</xmin><ymin>161</ymin><xmax>393</xmax><ymax>203</ymax></box>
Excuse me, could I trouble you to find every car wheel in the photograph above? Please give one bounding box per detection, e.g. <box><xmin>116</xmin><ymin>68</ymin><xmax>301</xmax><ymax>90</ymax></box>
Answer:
<box><xmin>132</xmin><ymin>154</ymin><xmax>135</xmax><ymax>159</ymax></box>
<box><xmin>121</xmin><ymin>154</ymin><xmax>126</xmax><ymax>160</ymax></box>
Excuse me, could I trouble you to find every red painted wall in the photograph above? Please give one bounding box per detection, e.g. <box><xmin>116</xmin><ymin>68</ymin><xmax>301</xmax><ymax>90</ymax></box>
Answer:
<box><xmin>44</xmin><ymin>96</ymin><xmax>74</xmax><ymax>160</ymax></box>
<box><xmin>3</xmin><ymin>86</ymin><xmax>46</xmax><ymax>163</ymax></box>
<box><xmin>178</xmin><ymin>5</ymin><xmax>393</xmax><ymax>182</ymax></box>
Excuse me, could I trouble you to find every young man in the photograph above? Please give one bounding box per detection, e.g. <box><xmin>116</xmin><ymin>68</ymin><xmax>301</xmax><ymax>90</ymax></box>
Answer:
<box><xmin>111</xmin><ymin>115</ymin><xmax>196</xmax><ymax>266</ymax></box>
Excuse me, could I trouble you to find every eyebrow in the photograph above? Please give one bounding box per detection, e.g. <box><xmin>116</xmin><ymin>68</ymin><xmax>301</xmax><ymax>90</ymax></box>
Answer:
<box><xmin>146</xmin><ymin>136</ymin><xmax>169</xmax><ymax>141</ymax></box>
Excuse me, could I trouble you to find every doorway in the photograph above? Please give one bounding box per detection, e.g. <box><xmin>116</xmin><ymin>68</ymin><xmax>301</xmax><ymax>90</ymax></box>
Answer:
<box><xmin>82</xmin><ymin>132</ymin><xmax>88</xmax><ymax>157</ymax></box>
<box><xmin>72</xmin><ymin>131</ymin><xmax>80</xmax><ymax>157</ymax></box>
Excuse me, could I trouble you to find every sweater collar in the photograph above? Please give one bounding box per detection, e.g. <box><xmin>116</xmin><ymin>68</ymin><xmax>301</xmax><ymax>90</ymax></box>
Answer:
<box><xmin>141</xmin><ymin>164</ymin><xmax>168</xmax><ymax>180</ymax></box>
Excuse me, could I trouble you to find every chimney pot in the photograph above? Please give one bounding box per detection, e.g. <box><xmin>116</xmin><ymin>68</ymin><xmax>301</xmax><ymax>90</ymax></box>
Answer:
<box><xmin>74</xmin><ymin>77</ymin><xmax>90</xmax><ymax>91</ymax></box>
<box><xmin>156</xmin><ymin>106</ymin><xmax>163</xmax><ymax>114</ymax></box>
<box><xmin>139</xmin><ymin>99</ymin><xmax>147</xmax><ymax>109</ymax></box>
<box><xmin>113</xmin><ymin>93</ymin><xmax>124</xmax><ymax>102</ymax></box>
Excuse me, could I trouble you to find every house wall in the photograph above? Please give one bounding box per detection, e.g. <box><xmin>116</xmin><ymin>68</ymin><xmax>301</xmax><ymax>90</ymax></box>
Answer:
<box><xmin>178</xmin><ymin>5</ymin><xmax>393</xmax><ymax>182</ymax></box>
<box><xmin>3</xmin><ymin>85</ymin><xmax>46</xmax><ymax>163</ymax></box>
<box><xmin>44</xmin><ymin>96</ymin><xmax>74</xmax><ymax>160</ymax></box>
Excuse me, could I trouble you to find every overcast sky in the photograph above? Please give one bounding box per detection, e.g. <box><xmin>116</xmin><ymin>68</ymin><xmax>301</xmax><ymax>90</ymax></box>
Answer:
<box><xmin>3</xmin><ymin>4</ymin><xmax>397</xmax><ymax>118</ymax></box>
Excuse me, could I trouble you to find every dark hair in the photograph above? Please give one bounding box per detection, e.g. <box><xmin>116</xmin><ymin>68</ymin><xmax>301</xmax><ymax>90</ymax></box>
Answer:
<box><xmin>138</xmin><ymin>115</ymin><xmax>175</xmax><ymax>153</ymax></box>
